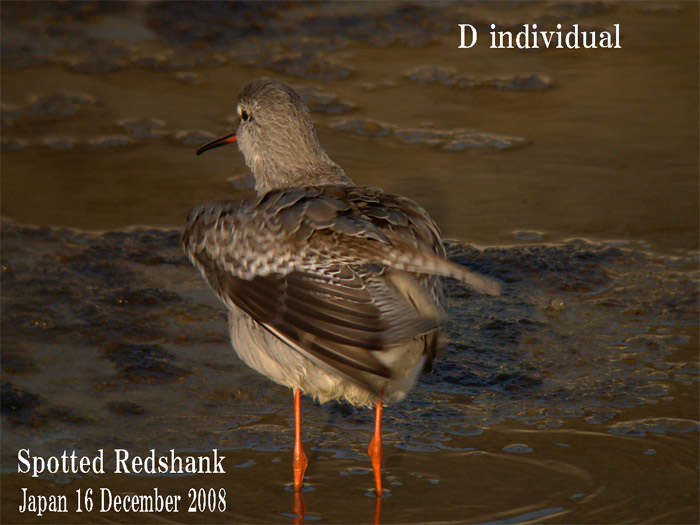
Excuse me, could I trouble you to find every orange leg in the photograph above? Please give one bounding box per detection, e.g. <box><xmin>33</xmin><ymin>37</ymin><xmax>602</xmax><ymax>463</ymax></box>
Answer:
<box><xmin>293</xmin><ymin>388</ymin><xmax>308</xmax><ymax>492</ymax></box>
<box><xmin>367</xmin><ymin>399</ymin><xmax>384</xmax><ymax>497</ymax></box>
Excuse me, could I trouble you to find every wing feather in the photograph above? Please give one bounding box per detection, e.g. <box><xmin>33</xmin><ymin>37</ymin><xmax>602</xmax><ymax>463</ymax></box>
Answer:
<box><xmin>182</xmin><ymin>184</ymin><xmax>501</xmax><ymax>391</ymax></box>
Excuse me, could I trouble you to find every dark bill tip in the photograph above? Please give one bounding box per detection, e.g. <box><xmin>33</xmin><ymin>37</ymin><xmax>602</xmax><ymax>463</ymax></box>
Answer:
<box><xmin>196</xmin><ymin>132</ymin><xmax>237</xmax><ymax>156</ymax></box>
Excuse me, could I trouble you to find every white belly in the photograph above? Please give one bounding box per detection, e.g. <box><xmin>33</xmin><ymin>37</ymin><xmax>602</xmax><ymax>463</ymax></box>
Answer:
<box><xmin>228</xmin><ymin>307</ymin><xmax>428</xmax><ymax>408</ymax></box>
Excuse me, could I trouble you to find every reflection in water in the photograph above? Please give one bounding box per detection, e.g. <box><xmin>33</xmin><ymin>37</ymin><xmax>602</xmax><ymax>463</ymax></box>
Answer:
<box><xmin>293</xmin><ymin>489</ymin><xmax>306</xmax><ymax>524</ymax></box>
<box><xmin>373</xmin><ymin>492</ymin><xmax>382</xmax><ymax>525</ymax></box>
<box><xmin>291</xmin><ymin>491</ymin><xmax>384</xmax><ymax>525</ymax></box>
<box><xmin>289</xmin><ymin>489</ymin><xmax>382</xmax><ymax>525</ymax></box>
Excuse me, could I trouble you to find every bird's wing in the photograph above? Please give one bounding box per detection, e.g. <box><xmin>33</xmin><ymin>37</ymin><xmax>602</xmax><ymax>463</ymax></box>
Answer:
<box><xmin>182</xmin><ymin>192</ymin><xmax>440</xmax><ymax>386</ymax></box>
<box><xmin>181</xmin><ymin>186</ymin><xmax>500</xmax><ymax>386</ymax></box>
<box><xmin>289</xmin><ymin>185</ymin><xmax>502</xmax><ymax>296</ymax></box>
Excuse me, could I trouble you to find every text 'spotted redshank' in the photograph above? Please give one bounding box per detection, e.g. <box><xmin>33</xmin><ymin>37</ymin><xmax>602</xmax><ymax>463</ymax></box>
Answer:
<box><xmin>182</xmin><ymin>77</ymin><xmax>501</xmax><ymax>497</ymax></box>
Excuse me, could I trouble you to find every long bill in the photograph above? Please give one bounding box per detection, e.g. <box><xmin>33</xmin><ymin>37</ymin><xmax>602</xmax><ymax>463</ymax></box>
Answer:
<box><xmin>196</xmin><ymin>132</ymin><xmax>237</xmax><ymax>156</ymax></box>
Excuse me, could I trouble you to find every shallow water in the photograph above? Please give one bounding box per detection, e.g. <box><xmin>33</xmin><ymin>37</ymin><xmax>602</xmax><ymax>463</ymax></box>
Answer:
<box><xmin>1</xmin><ymin>1</ymin><xmax>698</xmax><ymax>524</ymax></box>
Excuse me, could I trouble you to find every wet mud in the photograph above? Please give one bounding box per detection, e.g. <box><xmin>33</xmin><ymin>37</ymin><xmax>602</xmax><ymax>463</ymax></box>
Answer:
<box><xmin>1</xmin><ymin>1</ymin><xmax>698</xmax><ymax>524</ymax></box>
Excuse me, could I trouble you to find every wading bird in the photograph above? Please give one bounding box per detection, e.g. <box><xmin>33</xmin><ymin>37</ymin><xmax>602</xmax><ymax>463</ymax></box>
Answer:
<box><xmin>182</xmin><ymin>77</ymin><xmax>500</xmax><ymax>498</ymax></box>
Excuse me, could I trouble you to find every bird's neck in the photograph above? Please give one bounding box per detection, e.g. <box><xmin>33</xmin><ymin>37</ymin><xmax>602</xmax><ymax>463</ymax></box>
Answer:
<box><xmin>251</xmin><ymin>148</ymin><xmax>354</xmax><ymax>194</ymax></box>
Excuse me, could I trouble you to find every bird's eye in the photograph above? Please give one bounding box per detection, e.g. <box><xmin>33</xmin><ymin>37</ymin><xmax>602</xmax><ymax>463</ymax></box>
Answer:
<box><xmin>240</xmin><ymin>109</ymin><xmax>250</xmax><ymax>122</ymax></box>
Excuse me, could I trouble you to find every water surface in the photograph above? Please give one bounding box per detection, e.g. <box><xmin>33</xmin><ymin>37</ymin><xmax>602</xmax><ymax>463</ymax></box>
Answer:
<box><xmin>2</xmin><ymin>2</ymin><xmax>698</xmax><ymax>523</ymax></box>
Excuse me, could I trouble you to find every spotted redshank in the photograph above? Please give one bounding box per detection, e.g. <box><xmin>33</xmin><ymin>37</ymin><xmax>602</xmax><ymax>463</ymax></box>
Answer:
<box><xmin>182</xmin><ymin>77</ymin><xmax>500</xmax><ymax>497</ymax></box>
